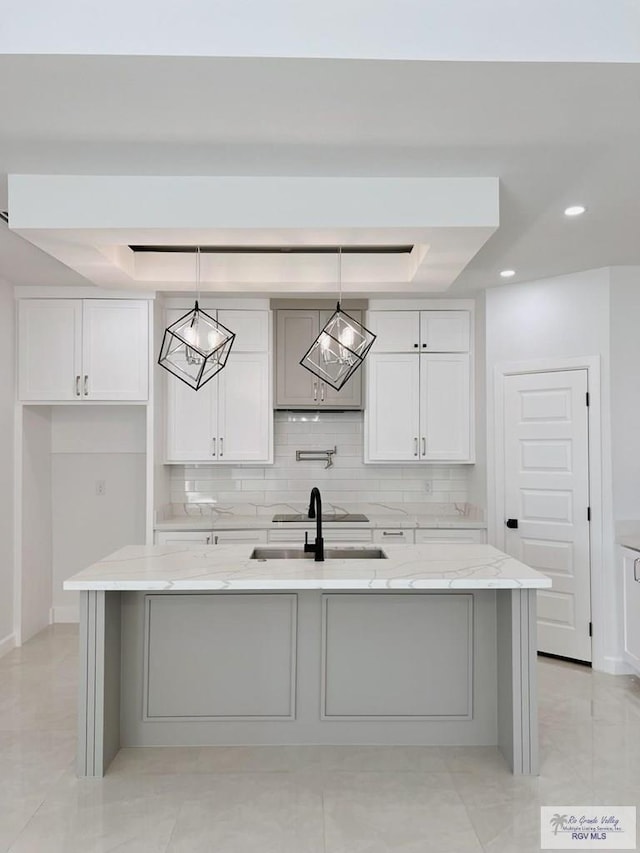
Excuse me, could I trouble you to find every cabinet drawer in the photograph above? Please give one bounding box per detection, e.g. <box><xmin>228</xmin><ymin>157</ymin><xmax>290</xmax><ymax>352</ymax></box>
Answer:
<box><xmin>268</xmin><ymin>527</ymin><xmax>372</xmax><ymax>544</ymax></box>
<box><xmin>415</xmin><ymin>529</ymin><xmax>486</xmax><ymax>544</ymax></box>
<box><xmin>212</xmin><ymin>529</ymin><xmax>267</xmax><ymax>545</ymax></box>
<box><xmin>155</xmin><ymin>531</ymin><xmax>213</xmax><ymax>545</ymax></box>
<box><xmin>372</xmin><ymin>529</ymin><xmax>414</xmax><ymax>544</ymax></box>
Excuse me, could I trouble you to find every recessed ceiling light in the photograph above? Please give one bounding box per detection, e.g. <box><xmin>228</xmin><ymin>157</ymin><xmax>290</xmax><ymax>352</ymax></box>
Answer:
<box><xmin>500</xmin><ymin>269</ymin><xmax>516</xmax><ymax>278</ymax></box>
<box><xmin>564</xmin><ymin>205</ymin><xmax>586</xmax><ymax>217</ymax></box>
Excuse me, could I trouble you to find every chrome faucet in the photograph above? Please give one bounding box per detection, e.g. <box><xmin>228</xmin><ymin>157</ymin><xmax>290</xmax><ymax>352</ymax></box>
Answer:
<box><xmin>303</xmin><ymin>486</ymin><xmax>324</xmax><ymax>562</ymax></box>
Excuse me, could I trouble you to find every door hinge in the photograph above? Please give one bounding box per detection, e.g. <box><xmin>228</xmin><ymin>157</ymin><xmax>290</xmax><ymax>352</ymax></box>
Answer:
<box><xmin>586</xmin><ymin>391</ymin><xmax>590</xmax><ymax>407</ymax></box>
<box><xmin>587</xmin><ymin>506</ymin><xmax>591</xmax><ymax>522</ymax></box>
<box><xmin>589</xmin><ymin>621</ymin><xmax>592</xmax><ymax>637</ymax></box>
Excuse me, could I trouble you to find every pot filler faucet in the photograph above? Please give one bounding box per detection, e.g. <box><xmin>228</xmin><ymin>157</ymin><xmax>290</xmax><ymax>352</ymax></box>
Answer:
<box><xmin>303</xmin><ymin>487</ymin><xmax>325</xmax><ymax>562</ymax></box>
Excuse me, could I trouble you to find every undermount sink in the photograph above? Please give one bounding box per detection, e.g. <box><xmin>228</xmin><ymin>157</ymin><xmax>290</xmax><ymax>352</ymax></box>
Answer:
<box><xmin>250</xmin><ymin>547</ymin><xmax>387</xmax><ymax>560</ymax></box>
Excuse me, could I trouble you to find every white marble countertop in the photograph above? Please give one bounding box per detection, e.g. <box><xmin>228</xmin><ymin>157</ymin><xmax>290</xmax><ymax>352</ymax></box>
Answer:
<box><xmin>616</xmin><ymin>520</ymin><xmax>640</xmax><ymax>552</ymax></box>
<box><xmin>64</xmin><ymin>543</ymin><xmax>551</xmax><ymax>591</ymax></box>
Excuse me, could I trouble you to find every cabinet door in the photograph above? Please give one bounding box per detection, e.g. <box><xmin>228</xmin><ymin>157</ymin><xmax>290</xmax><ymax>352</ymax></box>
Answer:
<box><xmin>365</xmin><ymin>354</ymin><xmax>420</xmax><ymax>461</ymax></box>
<box><xmin>155</xmin><ymin>531</ymin><xmax>213</xmax><ymax>545</ymax></box>
<box><xmin>275</xmin><ymin>310</ymin><xmax>320</xmax><ymax>406</ymax></box>
<box><xmin>318</xmin><ymin>309</ymin><xmax>362</xmax><ymax>408</ymax></box>
<box><xmin>82</xmin><ymin>300</ymin><xmax>149</xmax><ymax>400</ymax></box>
<box><xmin>366</xmin><ymin>311</ymin><xmax>420</xmax><ymax>353</ymax></box>
<box><xmin>213</xmin><ymin>530</ymin><xmax>268</xmax><ymax>545</ymax></box>
<box><xmin>217</xmin><ymin>353</ymin><xmax>272</xmax><ymax>462</ymax></box>
<box><xmin>419</xmin><ymin>311</ymin><xmax>470</xmax><ymax>352</ymax></box>
<box><xmin>166</xmin><ymin>373</ymin><xmax>217</xmax><ymax>462</ymax></box>
<box><xmin>217</xmin><ymin>310</ymin><xmax>270</xmax><ymax>353</ymax></box>
<box><xmin>623</xmin><ymin>549</ymin><xmax>640</xmax><ymax>670</ymax></box>
<box><xmin>18</xmin><ymin>299</ymin><xmax>82</xmax><ymax>400</ymax></box>
<box><xmin>420</xmin><ymin>354</ymin><xmax>471</xmax><ymax>461</ymax></box>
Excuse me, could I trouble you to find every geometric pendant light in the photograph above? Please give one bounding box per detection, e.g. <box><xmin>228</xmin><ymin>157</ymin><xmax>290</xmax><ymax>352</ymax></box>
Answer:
<box><xmin>299</xmin><ymin>249</ymin><xmax>377</xmax><ymax>391</ymax></box>
<box><xmin>158</xmin><ymin>249</ymin><xmax>235</xmax><ymax>390</ymax></box>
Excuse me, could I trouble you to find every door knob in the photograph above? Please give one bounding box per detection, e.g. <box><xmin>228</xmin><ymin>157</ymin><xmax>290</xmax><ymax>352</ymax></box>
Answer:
<box><xmin>505</xmin><ymin>518</ymin><xmax>519</xmax><ymax>529</ymax></box>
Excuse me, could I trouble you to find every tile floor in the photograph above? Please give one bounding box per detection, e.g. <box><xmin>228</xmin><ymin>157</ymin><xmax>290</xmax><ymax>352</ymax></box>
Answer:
<box><xmin>1</xmin><ymin>624</ymin><xmax>640</xmax><ymax>852</ymax></box>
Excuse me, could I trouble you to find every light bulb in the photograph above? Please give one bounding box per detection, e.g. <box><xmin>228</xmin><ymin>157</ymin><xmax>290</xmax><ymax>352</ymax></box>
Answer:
<box><xmin>340</xmin><ymin>322</ymin><xmax>355</xmax><ymax>349</ymax></box>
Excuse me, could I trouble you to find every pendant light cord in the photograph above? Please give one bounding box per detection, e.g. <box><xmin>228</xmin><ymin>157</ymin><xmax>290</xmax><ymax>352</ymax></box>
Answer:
<box><xmin>337</xmin><ymin>246</ymin><xmax>342</xmax><ymax>312</ymax></box>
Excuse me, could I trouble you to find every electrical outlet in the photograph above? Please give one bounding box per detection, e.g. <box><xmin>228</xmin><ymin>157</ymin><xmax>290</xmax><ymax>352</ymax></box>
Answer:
<box><xmin>424</xmin><ymin>481</ymin><xmax>433</xmax><ymax>495</ymax></box>
<box><xmin>96</xmin><ymin>480</ymin><xmax>106</xmax><ymax>497</ymax></box>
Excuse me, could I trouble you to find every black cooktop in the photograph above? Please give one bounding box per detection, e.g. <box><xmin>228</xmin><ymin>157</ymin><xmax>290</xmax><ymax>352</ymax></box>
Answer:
<box><xmin>272</xmin><ymin>513</ymin><xmax>369</xmax><ymax>523</ymax></box>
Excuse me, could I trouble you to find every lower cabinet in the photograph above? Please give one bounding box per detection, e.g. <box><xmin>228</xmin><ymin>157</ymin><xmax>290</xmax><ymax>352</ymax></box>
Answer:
<box><xmin>415</xmin><ymin>529</ymin><xmax>486</xmax><ymax>544</ymax></box>
<box><xmin>155</xmin><ymin>529</ymin><xmax>267</xmax><ymax>545</ymax></box>
<box><xmin>372</xmin><ymin>529</ymin><xmax>415</xmax><ymax>544</ymax></box>
<box><xmin>622</xmin><ymin>547</ymin><xmax>640</xmax><ymax>673</ymax></box>
<box><xmin>155</xmin><ymin>531</ymin><xmax>213</xmax><ymax>545</ymax></box>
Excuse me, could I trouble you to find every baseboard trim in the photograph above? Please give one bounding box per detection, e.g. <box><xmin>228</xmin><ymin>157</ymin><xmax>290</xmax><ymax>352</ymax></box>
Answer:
<box><xmin>50</xmin><ymin>605</ymin><xmax>79</xmax><ymax>624</ymax></box>
<box><xmin>0</xmin><ymin>632</ymin><xmax>16</xmax><ymax>659</ymax></box>
<box><xmin>597</xmin><ymin>655</ymin><xmax>634</xmax><ymax>676</ymax></box>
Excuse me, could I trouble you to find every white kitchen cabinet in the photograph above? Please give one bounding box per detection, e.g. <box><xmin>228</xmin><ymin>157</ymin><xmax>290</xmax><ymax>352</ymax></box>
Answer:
<box><xmin>372</xmin><ymin>529</ymin><xmax>414</xmax><ymax>544</ymax></box>
<box><xmin>18</xmin><ymin>299</ymin><xmax>149</xmax><ymax>402</ymax></box>
<box><xmin>368</xmin><ymin>310</ymin><xmax>470</xmax><ymax>354</ymax></box>
<box><xmin>155</xmin><ymin>531</ymin><xmax>213</xmax><ymax>545</ymax></box>
<box><xmin>275</xmin><ymin>308</ymin><xmax>362</xmax><ymax>409</ymax></box>
<box><xmin>415</xmin><ymin>529</ymin><xmax>486</xmax><ymax>544</ymax></box>
<box><xmin>155</xmin><ymin>529</ymin><xmax>267</xmax><ymax>545</ymax></box>
<box><xmin>622</xmin><ymin>547</ymin><xmax>640</xmax><ymax>673</ymax></box>
<box><xmin>166</xmin><ymin>353</ymin><xmax>271</xmax><ymax>463</ymax></box>
<box><xmin>365</xmin><ymin>352</ymin><xmax>472</xmax><ymax>462</ymax></box>
<box><xmin>165</xmin><ymin>308</ymin><xmax>272</xmax><ymax>464</ymax></box>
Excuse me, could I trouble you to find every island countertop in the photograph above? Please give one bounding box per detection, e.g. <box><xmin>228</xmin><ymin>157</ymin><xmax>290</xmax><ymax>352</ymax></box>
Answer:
<box><xmin>63</xmin><ymin>543</ymin><xmax>551</xmax><ymax>591</ymax></box>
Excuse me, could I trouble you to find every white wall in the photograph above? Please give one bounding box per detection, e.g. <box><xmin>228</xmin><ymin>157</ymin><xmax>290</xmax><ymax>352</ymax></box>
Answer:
<box><xmin>20</xmin><ymin>406</ymin><xmax>52</xmax><ymax>643</ymax></box>
<box><xmin>50</xmin><ymin>406</ymin><xmax>146</xmax><ymax>621</ymax></box>
<box><xmin>609</xmin><ymin>266</ymin><xmax>640</xmax><ymax>521</ymax></box>
<box><xmin>0</xmin><ymin>279</ymin><xmax>14</xmax><ymax>653</ymax></box>
<box><xmin>485</xmin><ymin>268</ymin><xmax>618</xmax><ymax>673</ymax></box>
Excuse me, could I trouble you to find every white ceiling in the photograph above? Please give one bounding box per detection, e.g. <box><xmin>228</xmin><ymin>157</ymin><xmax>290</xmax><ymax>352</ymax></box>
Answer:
<box><xmin>0</xmin><ymin>55</ymin><xmax>639</xmax><ymax>293</ymax></box>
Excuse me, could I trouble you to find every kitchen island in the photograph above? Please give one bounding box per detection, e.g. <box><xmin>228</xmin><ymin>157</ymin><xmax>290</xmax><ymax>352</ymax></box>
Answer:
<box><xmin>64</xmin><ymin>543</ymin><xmax>551</xmax><ymax>777</ymax></box>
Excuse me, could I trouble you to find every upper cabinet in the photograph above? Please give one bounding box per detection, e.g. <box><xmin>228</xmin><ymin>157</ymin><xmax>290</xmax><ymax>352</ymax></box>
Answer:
<box><xmin>18</xmin><ymin>299</ymin><xmax>149</xmax><ymax>402</ymax></box>
<box><xmin>367</xmin><ymin>310</ymin><xmax>470</xmax><ymax>353</ymax></box>
<box><xmin>275</xmin><ymin>309</ymin><xmax>362</xmax><ymax>409</ymax></box>
<box><xmin>165</xmin><ymin>308</ymin><xmax>273</xmax><ymax>464</ymax></box>
<box><xmin>364</xmin><ymin>308</ymin><xmax>473</xmax><ymax>463</ymax></box>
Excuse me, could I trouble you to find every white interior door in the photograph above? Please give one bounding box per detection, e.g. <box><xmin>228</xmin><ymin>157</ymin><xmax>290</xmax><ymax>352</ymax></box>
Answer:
<box><xmin>503</xmin><ymin>369</ymin><xmax>591</xmax><ymax>662</ymax></box>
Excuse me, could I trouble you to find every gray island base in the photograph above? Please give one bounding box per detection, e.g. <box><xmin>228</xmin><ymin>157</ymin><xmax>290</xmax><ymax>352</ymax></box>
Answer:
<box><xmin>65</xmin><ymin>543</ymin><xmax>551</xmax><ymax>778</ymax></box>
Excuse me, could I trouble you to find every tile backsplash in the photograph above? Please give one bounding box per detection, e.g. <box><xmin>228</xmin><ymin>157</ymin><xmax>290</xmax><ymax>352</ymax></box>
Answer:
<box><xmin>171</xmin><ymin>411</ymin><xmax>471</xmax><ymax>507</ymax></box>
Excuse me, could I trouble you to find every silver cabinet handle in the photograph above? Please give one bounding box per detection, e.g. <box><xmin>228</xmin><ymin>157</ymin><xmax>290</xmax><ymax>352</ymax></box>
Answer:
<box><xmin>414</xmin><ymin>437</ymin><xmax>418</xmax><ymax>457</ymax></box>
<box><xmin>206</xmin><ymin>535</ymin><xmax>212</xmax><ymax>545</ymax></box>
<box><xmin>422</xmin><ymin>437</ymin><xmax>426</xmax><ymax>456</ymax></box>
<box><xmin>75</xmin><ymin>375</ymin><xmax>81</xmax><ymax>397</ymax></box>
<box><xmin>634</xmin><ymin>557</ymin><xmax>640</xmax><ymax>582</ymax></box>
<box><xmin>321</xmin><ymin>382</ymin><xmax>325</xmax><ymax>402</ymax></box>
<box><xmin>220</xmin><ymin>437</ymin><xmax>224</xmax><ymax>457</ymax></box>
<box><xmin>214</xmin><ymin>535</ymin><xmax>219</xmax><ymax>545</ymax></box>
<box><xmin>313</xmin><ymin>381</ymin><xmax>318</xmax><ymax>402</ymax></box>
<box><xmin>83</xmin><ymin>375</ymin><xmax>88</xmax><ymax>396</ymax></box>
<box><xmin>382</xmin><ymin>531</ymin><xmax>404</xmax><ymax>537</ymax></box>
<box><xmin>212</xmin><ymin>437</ymin><xmax>216</xmax><ymax>457</ymax></box>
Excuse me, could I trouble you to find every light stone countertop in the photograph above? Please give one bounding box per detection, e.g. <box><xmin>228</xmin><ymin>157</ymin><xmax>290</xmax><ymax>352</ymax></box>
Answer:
<box><xmin>64</xmin><ymin>543</ymin><xmax>551</xmax><ymax>591</ymax></box>
<box><xmin>616</xmin><ymin>520</ymin><xmax>640</xmax><ymax>552</ymax></box>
